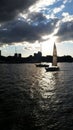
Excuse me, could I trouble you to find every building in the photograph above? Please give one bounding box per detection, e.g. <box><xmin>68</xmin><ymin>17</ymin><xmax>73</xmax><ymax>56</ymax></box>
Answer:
<box><xmin>14</xmin><ymin>53</ymin><xmax>21</xmax><ymax>58</ymax></box>
<box><xmin>0</xmin><ymin>50</ymin><xmax>1</xmax><ymax>56</ymax></box>
<box><xmin>34</xmin><ymin>51</ymin><xmax>42</xmax><ymax>61</ymax></box>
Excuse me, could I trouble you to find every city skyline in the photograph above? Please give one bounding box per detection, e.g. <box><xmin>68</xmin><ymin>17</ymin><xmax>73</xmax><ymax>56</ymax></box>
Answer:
<box><xmin>0</xmin><ymin>0</ymin><xmax>73</xmax><ymax>57</ymax></box>
<box><xmin>0</xmin><ymin>42</ymin><xmax>73</xmax><ymax>57</ymax></box>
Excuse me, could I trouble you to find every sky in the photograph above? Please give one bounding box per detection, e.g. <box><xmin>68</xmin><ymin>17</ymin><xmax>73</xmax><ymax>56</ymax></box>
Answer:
<box><xmin>0</xmin><ymin>0</ymin><xmax>73</xmax><ymax>57</ymax></box>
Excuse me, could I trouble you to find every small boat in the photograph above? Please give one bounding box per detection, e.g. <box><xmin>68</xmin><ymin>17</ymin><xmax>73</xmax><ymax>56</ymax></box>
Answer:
<box><xmin>46</xmin><ymin>66</ymin><xmax>59</xmax><ymax>71</ymax></box>
<box><xmin>36</xmin><ymin>63</ymin><xmax>49</xmax><ymax>67</ymax></box>
<box><xmin>45</xmin><ymin>43</ymin><xmax>59</xmax><ymax>71</ymax></box>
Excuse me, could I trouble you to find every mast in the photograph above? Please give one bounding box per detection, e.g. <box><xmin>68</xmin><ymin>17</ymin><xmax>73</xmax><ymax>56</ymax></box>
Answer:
<box><xmin>40</xmin><ymin>42</ymin><xmax>42</xmax><ymax>55</ymax></box>
<box><xmin>52</xmin><ymin>43</ymin><xmax>57</xmax><ymax>66</ymax></box>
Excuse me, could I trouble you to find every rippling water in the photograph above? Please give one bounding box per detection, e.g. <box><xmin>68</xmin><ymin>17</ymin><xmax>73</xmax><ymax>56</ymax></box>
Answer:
<box><xmin>0</xmin><ymin>63</ymin><xmax>73</xmax><ymax>130</ymax></box>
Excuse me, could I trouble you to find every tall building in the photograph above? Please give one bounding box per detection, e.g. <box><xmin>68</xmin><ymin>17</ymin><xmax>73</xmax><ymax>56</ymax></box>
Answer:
<box><xmin>34</xmin><ymin>51</ymin><xmax>42</xmax><ymax>58</ymax></box>
<box><xmin>34</xmin><ymin>51</ymin><xmax>42</xmax><ymax>61</ymax></box>
<box><xmin>0</xmin><ymin>50</ymin><xmax>1</xmax><ymax>56</ymax></box>
<box><xmin>14</xmin><ymin>53</ymin><xmax>21</xmax><ymax>58</ymax></box>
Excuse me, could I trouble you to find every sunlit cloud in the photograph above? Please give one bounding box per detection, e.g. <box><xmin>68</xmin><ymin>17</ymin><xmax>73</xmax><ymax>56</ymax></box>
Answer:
<box><xmin>29</xmin><ymin>0</ymin><xmax>58</xmax><ymax>13</ymax></box>
<box><xmin>53</xmin><ymin>5</ymin><xmax>65</xmax><ymax>14</ymax></box>
<box><xmin>62</xmin><ymin>13</ymin><xmax>73</xmax><ymax>22</ymax></box>
<box><xmin>0</xmin><ymin>0</ymin><xmax>73</xmax><ymax>57</ymax></box>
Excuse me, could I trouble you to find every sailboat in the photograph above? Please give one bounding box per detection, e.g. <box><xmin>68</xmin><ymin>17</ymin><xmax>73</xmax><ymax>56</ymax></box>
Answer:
<box><xmin>45</xmin><ymin>43</ymin><xmax>59</xmax><ymax>71</ymax></box>
<box><xmin>36</xmin><ymin>63</ymin><xmax>49</xmax><ymax>67</ymax></box>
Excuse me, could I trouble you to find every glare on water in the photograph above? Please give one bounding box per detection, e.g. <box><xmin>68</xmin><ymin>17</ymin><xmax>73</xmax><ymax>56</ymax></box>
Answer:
<box><xmin>0</xmin><ymin>63</ymin><xmax>73</xmax><ymax>130</ymax></box>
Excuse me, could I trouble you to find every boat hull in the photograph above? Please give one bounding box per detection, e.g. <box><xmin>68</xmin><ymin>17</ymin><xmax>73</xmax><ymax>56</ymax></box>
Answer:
<box><xmin>45</xmin><ymin>66</ymin><xmax>59</xmax><ymax>71</ymax></box>
<box><xmin>36</xmin><ymin>64</ymin><xmax>49</xmax><ymax>67</ymax></box>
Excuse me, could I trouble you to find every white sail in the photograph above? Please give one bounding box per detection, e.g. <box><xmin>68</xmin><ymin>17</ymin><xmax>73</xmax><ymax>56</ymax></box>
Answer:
<box><xmin>52</xmin><ymin>43</ymin><xmax>57</xmax><ymax>66</ymax></box>
<box><xmin>45</xmin><ymin>42</ymin><xmax>59</xmax><ymax>71</ymax></box>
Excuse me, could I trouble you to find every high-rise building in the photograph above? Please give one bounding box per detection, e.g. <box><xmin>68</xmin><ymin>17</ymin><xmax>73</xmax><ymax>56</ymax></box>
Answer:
<box><xmin>0</xmin><ymin>50</ymin><xmax>1</xmax><ymax>56</ymax></box>
<box><xmin>14</xmin><ymin>53</ymin><xmax>21</xmax><ymax>58</ymax></box>
<box><xmin>34</xmin><ymin>51</ymin><xmax>42</xmax><ymax>61</ymax></box>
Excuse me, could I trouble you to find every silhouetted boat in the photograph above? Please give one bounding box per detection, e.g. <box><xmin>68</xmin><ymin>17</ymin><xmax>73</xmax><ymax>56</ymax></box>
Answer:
<box><xmin>46</xmin><ymin>66</ymin><xmax>59</xmax><ymax>71</ymax></box>
<box><xmin>45</xmin><ymin>43</ymin><xmax>59</xmax><ymax>71</ymax></box>
<box><xmin>36</xmin><ymin>63</ymin><xmax>49</xmax><ymax>67</ymax></box>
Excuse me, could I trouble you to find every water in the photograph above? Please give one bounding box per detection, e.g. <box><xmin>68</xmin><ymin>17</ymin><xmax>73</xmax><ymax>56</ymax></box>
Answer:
<box><xmin>0</xmin><ymin>63</ymin><xmax>73</xmax><ymax>130</ymax></box>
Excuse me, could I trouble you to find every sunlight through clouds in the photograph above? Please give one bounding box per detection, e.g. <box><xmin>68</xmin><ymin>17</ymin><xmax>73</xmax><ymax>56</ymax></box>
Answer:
<box><xmin>29</xmin><ymin>0</ymin><xmax>58</xmax><ymax>13</ymax></box>
<box><xmin>0</xmin><ymin>0</ymin><xmax>73</xmax><ymax>56</ymax></box>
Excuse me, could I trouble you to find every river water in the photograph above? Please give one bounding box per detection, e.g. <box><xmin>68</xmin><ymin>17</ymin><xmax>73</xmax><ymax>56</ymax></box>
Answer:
<box><xmin>0</xmin><ymin>63</ymin><xmax>73</xmax><ymax>130</ymax></box>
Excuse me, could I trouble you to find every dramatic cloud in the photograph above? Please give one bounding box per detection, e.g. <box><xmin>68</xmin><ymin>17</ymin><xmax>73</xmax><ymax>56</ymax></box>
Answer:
<box><xmin>28</xmin><ymin>0</ymin><xmax>58</xmax><ymax>13</ymax></box>
<box><xmin>0</xmin><ymin>0</ymin><xmax>73</xmax><ymax>47</ymax></box>
<box><xmin>0</xmin><ymin>0</ymin><xmax>60</xmax><ymax>22</ymax></box>
<box><xmin>56</xmin><ymin>20</ymin><xmax>73</xmax><ymax>42</ymax></box>
<box><xmin>0</xmin><ymin>0</ymin><xmax>38</xmax><ymax>22</ymax></box>
<box><xmin>0</xmin><ymin>16</ymin><xmax>58</xmax><ymax>44</ymax></box>
<box><xmin>25</xmin><ymin>12</ymin><xmax>47</xmax><ymax>24</ymax></box>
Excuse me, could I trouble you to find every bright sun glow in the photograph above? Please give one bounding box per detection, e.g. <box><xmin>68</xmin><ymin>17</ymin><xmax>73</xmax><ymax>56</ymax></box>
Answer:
<box><xmin>41</xmin><ymin>38</ymin><xmax>56</xmax><ymax>56</ymax></box>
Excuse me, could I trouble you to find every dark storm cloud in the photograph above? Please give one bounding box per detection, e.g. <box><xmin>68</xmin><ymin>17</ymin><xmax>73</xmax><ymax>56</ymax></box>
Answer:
<box><xmin>27</xmin><ymin>12</ymin><xmax>47</xmax><ymax>23</ymax></box>
<box><xmin>56</xmin><ymin>21</ymin><xmax>73</xmax><ymax>42</ymax></box>
<box><xmin>0</xmin><ymin>17</ymin><xmax>58</xmax><ymax>44</ymax></box>
<box><xmin>0</xmin><ymin>0</ymin><xmax>38</xmax><ymax>22</ymax></box>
